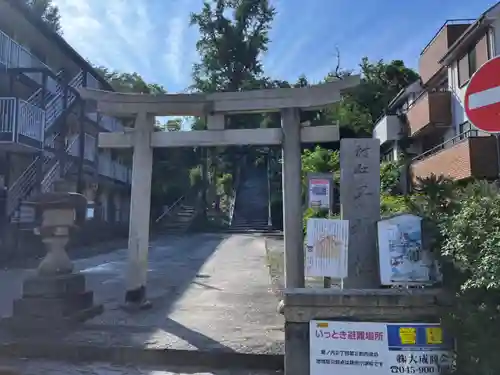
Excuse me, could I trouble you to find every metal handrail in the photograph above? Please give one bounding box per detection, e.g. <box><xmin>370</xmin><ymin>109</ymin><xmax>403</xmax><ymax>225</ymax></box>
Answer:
<box><xmin>420</xmin><ymin>19</ymin><xmax>476</xmax><ymax>55</ymax></box>
<box><xmin>228</xmin><ymin>165</ymin><xmax>242</xmax><ymax>226</ymax></box>
<box><xmin>155</xmin><ymin>195</ymin><xmax>186</xmax><ymax>223</ymax></box>
<box><xmin>412</xmin><ymin>130</ymin><xmax>481</xmax><ymax>162</ymax></box>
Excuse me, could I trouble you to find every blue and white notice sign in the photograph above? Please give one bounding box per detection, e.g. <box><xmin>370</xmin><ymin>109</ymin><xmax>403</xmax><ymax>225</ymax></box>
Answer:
<box><xmin>310</xmin><ymin>321</ymin><xmax>453</xmax><ymax>375</ymax></box>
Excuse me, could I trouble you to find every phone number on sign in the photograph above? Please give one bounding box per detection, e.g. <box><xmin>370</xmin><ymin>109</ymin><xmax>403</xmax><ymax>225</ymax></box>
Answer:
<box><xmin>390</xmin><ymin>366</ymin><xmax>445</xmax><ymax>374</ymax></box>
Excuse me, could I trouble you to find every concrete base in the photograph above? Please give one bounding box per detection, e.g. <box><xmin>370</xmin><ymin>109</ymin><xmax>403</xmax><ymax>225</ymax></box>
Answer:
<box><xmin>4</xmin><ymin>273</ymin><xmax>102</xmax><ymax>329</ymax></box>
<box><xmin>123</xmin><ymin>285</ymin><xmax>153</xmax><ymax>311</ymax></box>
<box><xmin>283</xmin><ymin>288</ymin><xmax>450</xmax><ymax>375</ymax></box>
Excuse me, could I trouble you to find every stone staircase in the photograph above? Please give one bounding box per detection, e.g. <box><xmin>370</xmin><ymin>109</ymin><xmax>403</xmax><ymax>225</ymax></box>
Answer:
<box><xmin>159</xmin><ymin>203</ymin><xmax>198</xmax><ymax>234</ymax></box>
<box><xmin>228</xmin><ymin>166</ymin><xmax>271</xmax><ymax>233</ymax></box>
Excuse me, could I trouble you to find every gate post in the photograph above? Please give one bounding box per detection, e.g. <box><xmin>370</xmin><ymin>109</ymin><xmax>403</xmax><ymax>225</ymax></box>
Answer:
<box><xmin>281</xmin><ymin>108</ymin><xmax>304</xmax><ymax>289</ymax></box>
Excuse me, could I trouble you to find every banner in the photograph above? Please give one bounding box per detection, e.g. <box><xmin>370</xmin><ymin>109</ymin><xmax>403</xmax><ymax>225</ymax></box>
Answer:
<box><xmin>310</xmin><ymin>321</ymin><xmax>453</xmax><ymax>375</ymax></box>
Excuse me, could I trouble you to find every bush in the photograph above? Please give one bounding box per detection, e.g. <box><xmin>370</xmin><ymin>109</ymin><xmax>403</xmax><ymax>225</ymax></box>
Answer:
<box><xmin>380</xmin><ymin>160</ymin><xmax>402</xmax><ymax>194</ymax></box>
<box><xmin>303</xmin><ymin>207</ymin><xmax>336</xmax><ymax>235</ymax></box>
<box><xmin>189</xmin><ymin>166</ymin><xmax>202</xmax><ymax>188</ymax></box>
<box><xmin>407</xmin><ymin>179</ymin><xmax>500</xmax><ymax>375</ymax></box>
<box><xmin>437</xmin><ymin>182</ymin><xmax>500</xmax><ymax>375</ymax></box>
<box><xmin>380</xmin><ymin>194</ymin><xmax>409</xmax><ymax>216</ymax></box>
<box><xmin>217</xmin><ymin>173</ymin><xmax>233</xmax><ymax>196</ymax></box>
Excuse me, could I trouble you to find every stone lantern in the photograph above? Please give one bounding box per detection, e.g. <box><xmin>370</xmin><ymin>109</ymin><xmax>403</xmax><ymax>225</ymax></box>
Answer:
<box><xmin>7</xmin><ymin>192</ymin><xmax>103</xmax><ymax>327</ymax></box>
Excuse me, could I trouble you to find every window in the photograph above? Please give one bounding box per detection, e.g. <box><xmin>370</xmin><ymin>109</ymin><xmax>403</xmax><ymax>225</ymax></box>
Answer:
<box><xmin>468</xmin><ymin>47</ymin><xmax>477</xmax><ymax>76</ymax></box>
<box><xmin>458</xmin><ymin>43</ymin><xmax>482</xmax><ymax>87</ymax></box>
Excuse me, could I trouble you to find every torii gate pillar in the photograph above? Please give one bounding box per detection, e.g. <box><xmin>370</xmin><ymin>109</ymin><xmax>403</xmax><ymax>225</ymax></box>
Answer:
<box><xmin>281</xmin><ymin>108</ymin><xmax>304</xmax><ymax>288</ymax></box>
<box><xmin>124</xmin><ymin>112</ymin><xmax>154</xmax><ymax>308</ymax></box>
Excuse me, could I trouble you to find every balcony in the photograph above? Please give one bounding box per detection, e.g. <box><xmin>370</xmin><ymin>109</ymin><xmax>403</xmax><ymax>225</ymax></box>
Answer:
<box><xmin>0</xmin><ymin>97</ymin><xmax>44</xmax><ymax>152</ymax></box>
<box><xmin>411</xmin><ymin>131</ymin><xmax>498</xmax><ymax>181</ymax></box>
<box><xmin>406</xmin><ymin>90</ymin><xmax>451</xmax><ymax>136</ymax></box>
<box><xmin>0</xmin><ymin>29</ymin><xmax>52</xmax><ymax>84</ymax></box>
<box><xmin>85</xmin><ymin>112</ymin><xmax>125</xmax><ymax>132</ymax></box>
<box><xmin>98</xmin><ymin>153</ymin><xmax>131</xmax><ymax>184</ymax></box>
<box><xmin>66</xmin><ymin>133</ymin><xmax>96</xmax><ymax>162</ymax></box>
<box><xmin>373</xmin><ymin>114</ymin><xmax>402</xmax><ymax>145</ymax></box>
<box><xmin>419</xmin><ymin>20</ymin><xmax>473</xmax><ymax>85</ymax></box>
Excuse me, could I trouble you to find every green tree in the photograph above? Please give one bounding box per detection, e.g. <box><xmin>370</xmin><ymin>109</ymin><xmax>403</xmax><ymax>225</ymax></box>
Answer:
<box><xmin>321</xmin><ymin>58</ymin><xmax>419</xmax><ymax>136</ymax></box>
<box><xmin>93</xmin><ymin>67</ymin><xmax>167</xmax><ymax>94</ymax></box>
<box><xmin>189</xmin><ymin>0</ymin><xmax>277</xmax><ymax>218</ymax></box>
<box><xmin>25</xmin><ymin>0</ymin><xmax>62</xmax><ymax>34</ymax></box>
<box><xmin>190</xmin><ymin>0</ymin><xmax>275</xmax><ymax>93</ymax></box>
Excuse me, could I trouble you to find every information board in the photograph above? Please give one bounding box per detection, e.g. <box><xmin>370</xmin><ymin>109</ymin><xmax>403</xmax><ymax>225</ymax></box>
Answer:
<box><xmin>310</xmin><ymin>321</ymin><xmax>453</xmax><ymax>375</ymax></box>
<box><xmin>377</xmin><ymin>213</ymin><xmax>442</xmax><ymax>286</ymax></box>
<box><xmin>307</xmin><ymin>173</ymin><xmax>333</xmax><ymax>210</ymax></box>
<box><xmin>305</xmin><ymin>218</ymin><xmax>348</xmax><ymax>278</ymax></box>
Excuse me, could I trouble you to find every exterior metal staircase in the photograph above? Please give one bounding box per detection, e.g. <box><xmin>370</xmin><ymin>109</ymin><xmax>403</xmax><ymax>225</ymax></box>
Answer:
<box><xmin>6</xmin><ymin>70</ymin><xmax>85</xmax><ymax>223</ymax></box>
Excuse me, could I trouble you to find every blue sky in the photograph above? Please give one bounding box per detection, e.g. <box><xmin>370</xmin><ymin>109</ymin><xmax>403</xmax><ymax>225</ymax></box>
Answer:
<box><xmin>52</xmin><ymin>0</ymin><xmax>498</xmax><ymax>93</ymax></box>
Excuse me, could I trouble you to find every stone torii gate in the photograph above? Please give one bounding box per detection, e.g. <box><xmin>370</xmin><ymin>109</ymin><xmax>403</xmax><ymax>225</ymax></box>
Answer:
<box><xmin>78</xmin><ymin>75</ymin><xmax>360</xmax><ymax>307</ymax></box>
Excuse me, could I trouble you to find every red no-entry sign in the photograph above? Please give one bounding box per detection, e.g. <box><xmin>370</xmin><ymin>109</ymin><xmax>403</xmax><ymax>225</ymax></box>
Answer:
<box><xmin>465</xmin><ymin>56</ymin><xmax>500</xmax><ymax>133</ymax></box>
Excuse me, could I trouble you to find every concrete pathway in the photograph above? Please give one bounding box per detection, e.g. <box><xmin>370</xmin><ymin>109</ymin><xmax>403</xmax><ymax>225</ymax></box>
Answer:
<box><xmin>3</xmin><ymin>359</ymin><xmax>283</xmax><ymax>375</ymax></box>
<box><xmin>0</xmin><ymin>233</ymin><xmax>284</xmax><ymax>358</ymax></box>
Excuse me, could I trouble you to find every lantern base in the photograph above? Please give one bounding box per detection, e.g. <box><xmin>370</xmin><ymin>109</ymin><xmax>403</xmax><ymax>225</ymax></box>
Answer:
<box><xmin>4</xmin><ymin>273</ymin><xmax>103</xmax><ymax>329</ymax></box>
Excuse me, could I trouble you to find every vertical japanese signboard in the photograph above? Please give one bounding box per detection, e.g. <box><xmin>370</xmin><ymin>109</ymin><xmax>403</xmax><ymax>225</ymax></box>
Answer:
<box><xmin>310</xmin><ymin>321</ymin><xmax>453</xmax><ymax>375</ymax></box>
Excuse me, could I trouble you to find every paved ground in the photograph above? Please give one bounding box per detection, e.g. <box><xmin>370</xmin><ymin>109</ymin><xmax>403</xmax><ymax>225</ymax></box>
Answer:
<box><xmin>3</xmin><ymin>359</ymin><xmax>283</xmax><ymax>375</ymax></box>
<box><xmin>264</xmin><ymin>236</ymin><xmax>339</xmax><ymax>294</ymax></box>
<box><xmin>0</xmin><ymin>233</ymin><xmax>284</xmax><ymax>355</ymax></box>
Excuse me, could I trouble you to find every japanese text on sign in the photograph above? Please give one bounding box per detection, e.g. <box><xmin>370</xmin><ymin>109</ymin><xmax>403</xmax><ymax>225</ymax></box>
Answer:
<box><xmin>310</xmin><ymin>321</ymin><xmax>453</xmax><ymax>375</ymax></box>
<box><xmin>315</xmin><ymin>329</ymin><xmax>384</xmax><ymax>341</ymax></box>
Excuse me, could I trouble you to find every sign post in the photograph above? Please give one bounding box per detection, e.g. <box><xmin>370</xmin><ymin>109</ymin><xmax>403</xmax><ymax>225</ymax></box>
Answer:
<box><xmin>464</xmin><ymin>56</ymin><xmax>500</xmax><ymax>178</ymax></box>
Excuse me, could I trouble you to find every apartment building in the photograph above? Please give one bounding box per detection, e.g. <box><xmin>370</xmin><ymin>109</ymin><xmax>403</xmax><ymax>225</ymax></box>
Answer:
<box><xmin>0</xmin><ymin>0</ymin><xmax>131</xmax><ymax>241</ymax></box>
<box><xmin>374</xmin><ymin>2</ymin><xmax>500</xmax><ymax>182</ymax></box>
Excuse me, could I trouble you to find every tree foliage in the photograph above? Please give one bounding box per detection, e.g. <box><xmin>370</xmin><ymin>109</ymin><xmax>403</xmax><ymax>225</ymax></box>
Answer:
<box><xmin>24</xmin><ymin>0</ymin><xmax>62</xmax><ymax>34</ymax></box>
<box><xmin>190</xmin><ymin>0</ymin><xmax>275</xmax><ymax>93</ymax></box>
<box><xmin>321</xmin><ymin>58</ymin><xmax>419</xmax><ymax>136</ymax></box>
<box><xmin>93</xmin><ymin>67</ymin><xmax>167</xmax><ymax>94</ymax></box>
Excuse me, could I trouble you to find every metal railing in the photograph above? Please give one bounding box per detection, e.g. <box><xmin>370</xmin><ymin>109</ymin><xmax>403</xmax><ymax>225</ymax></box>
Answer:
<box><xmin>0</xmin><ymin>29</ymin><xmax>51</xmax><ymax>72</ymax></box>
<box><xmin>98</xmin><ymin>152</ymin><xmax>112</xmax><ymax>177</ymax></box>
<box><xmin>84</xmin><ymin>134</ymin><xmax>96</xmax><ymax>161</ymax></box>
<box><xmin>228</xmin><ymin>166</ymin><xmax>242</xmax><ymax>226</ymax></box>
<box><xmin>18</xmin><ymin>99</ymin><xmax>44</xmax><ymax>141</ymax></box>
<box><xmin>45</xmin><ymin>70</ymin><xmax>84</xmax><ymax>131</ymax></box>
<box><xmin>0</xmin><ymin>98</ymin><xmax>44</xmax><ymax>142</ymax></box>
<box><xmin>420</xmin><ymin>19</ymin><xmax>476</xmax><ymax>56</ymax></box>
<box><xmin>98</xmin><ymin>152</ymin><xmax>131</xmax><ymax>183</ymax></box>
<box><xmin>6</xmin><ymin>151</ymin><xmax>55</xmax><ymax>218</ymax></box>
<box><xmin>27</xmin><ymin>69</ymin><xmax>65</xmax><ymax>108</ymax></box>
<box><xmin>412</xmin><ymin>130</ymin><xmax>480</xmax><ymax>163</ymax></box>
<box><xmin>155</xmin><ymin>195</ymin><xmax>186</xmax><ymax>224</ymax></box>
<box><xmin>41</xmin><ymin>136</ymin><xmax>79</xmax><ymax>192</ymax></box>
<box><xmin>86</xmin><ymin>72</ymin><xmax>101</xmax><ymax>89</ymax></box>
<box><xmin>0</xmin><ymin>98</ymin><xmax>16</xmax><ymax>133</ymax></box>
<box><xmin>100</xmin><ymin>114</ymin><xmax>124</xmax><ymax>132</ymax></box>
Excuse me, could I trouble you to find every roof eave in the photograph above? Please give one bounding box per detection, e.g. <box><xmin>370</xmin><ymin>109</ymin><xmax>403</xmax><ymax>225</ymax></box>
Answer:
<box><xmin>439</xmin><ymin>2</ymin><xmax>500</xmax><ymax>66</ymax></box>
<box><xmin>4</xmin><ymin>0</ymin><xmax>114</xmax><ymax>92</ymax></box>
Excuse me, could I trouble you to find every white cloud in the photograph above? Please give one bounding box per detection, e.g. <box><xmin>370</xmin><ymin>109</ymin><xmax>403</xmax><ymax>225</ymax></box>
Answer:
<box><xmin>51</xmin><ymin>0</ymin><xmax>197</xmax><ymax>90</ymax></box>
<box><xmin>163</xmin><ymin>16</ymin><xmax>186</xmax><ymax>84</ymax></box>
